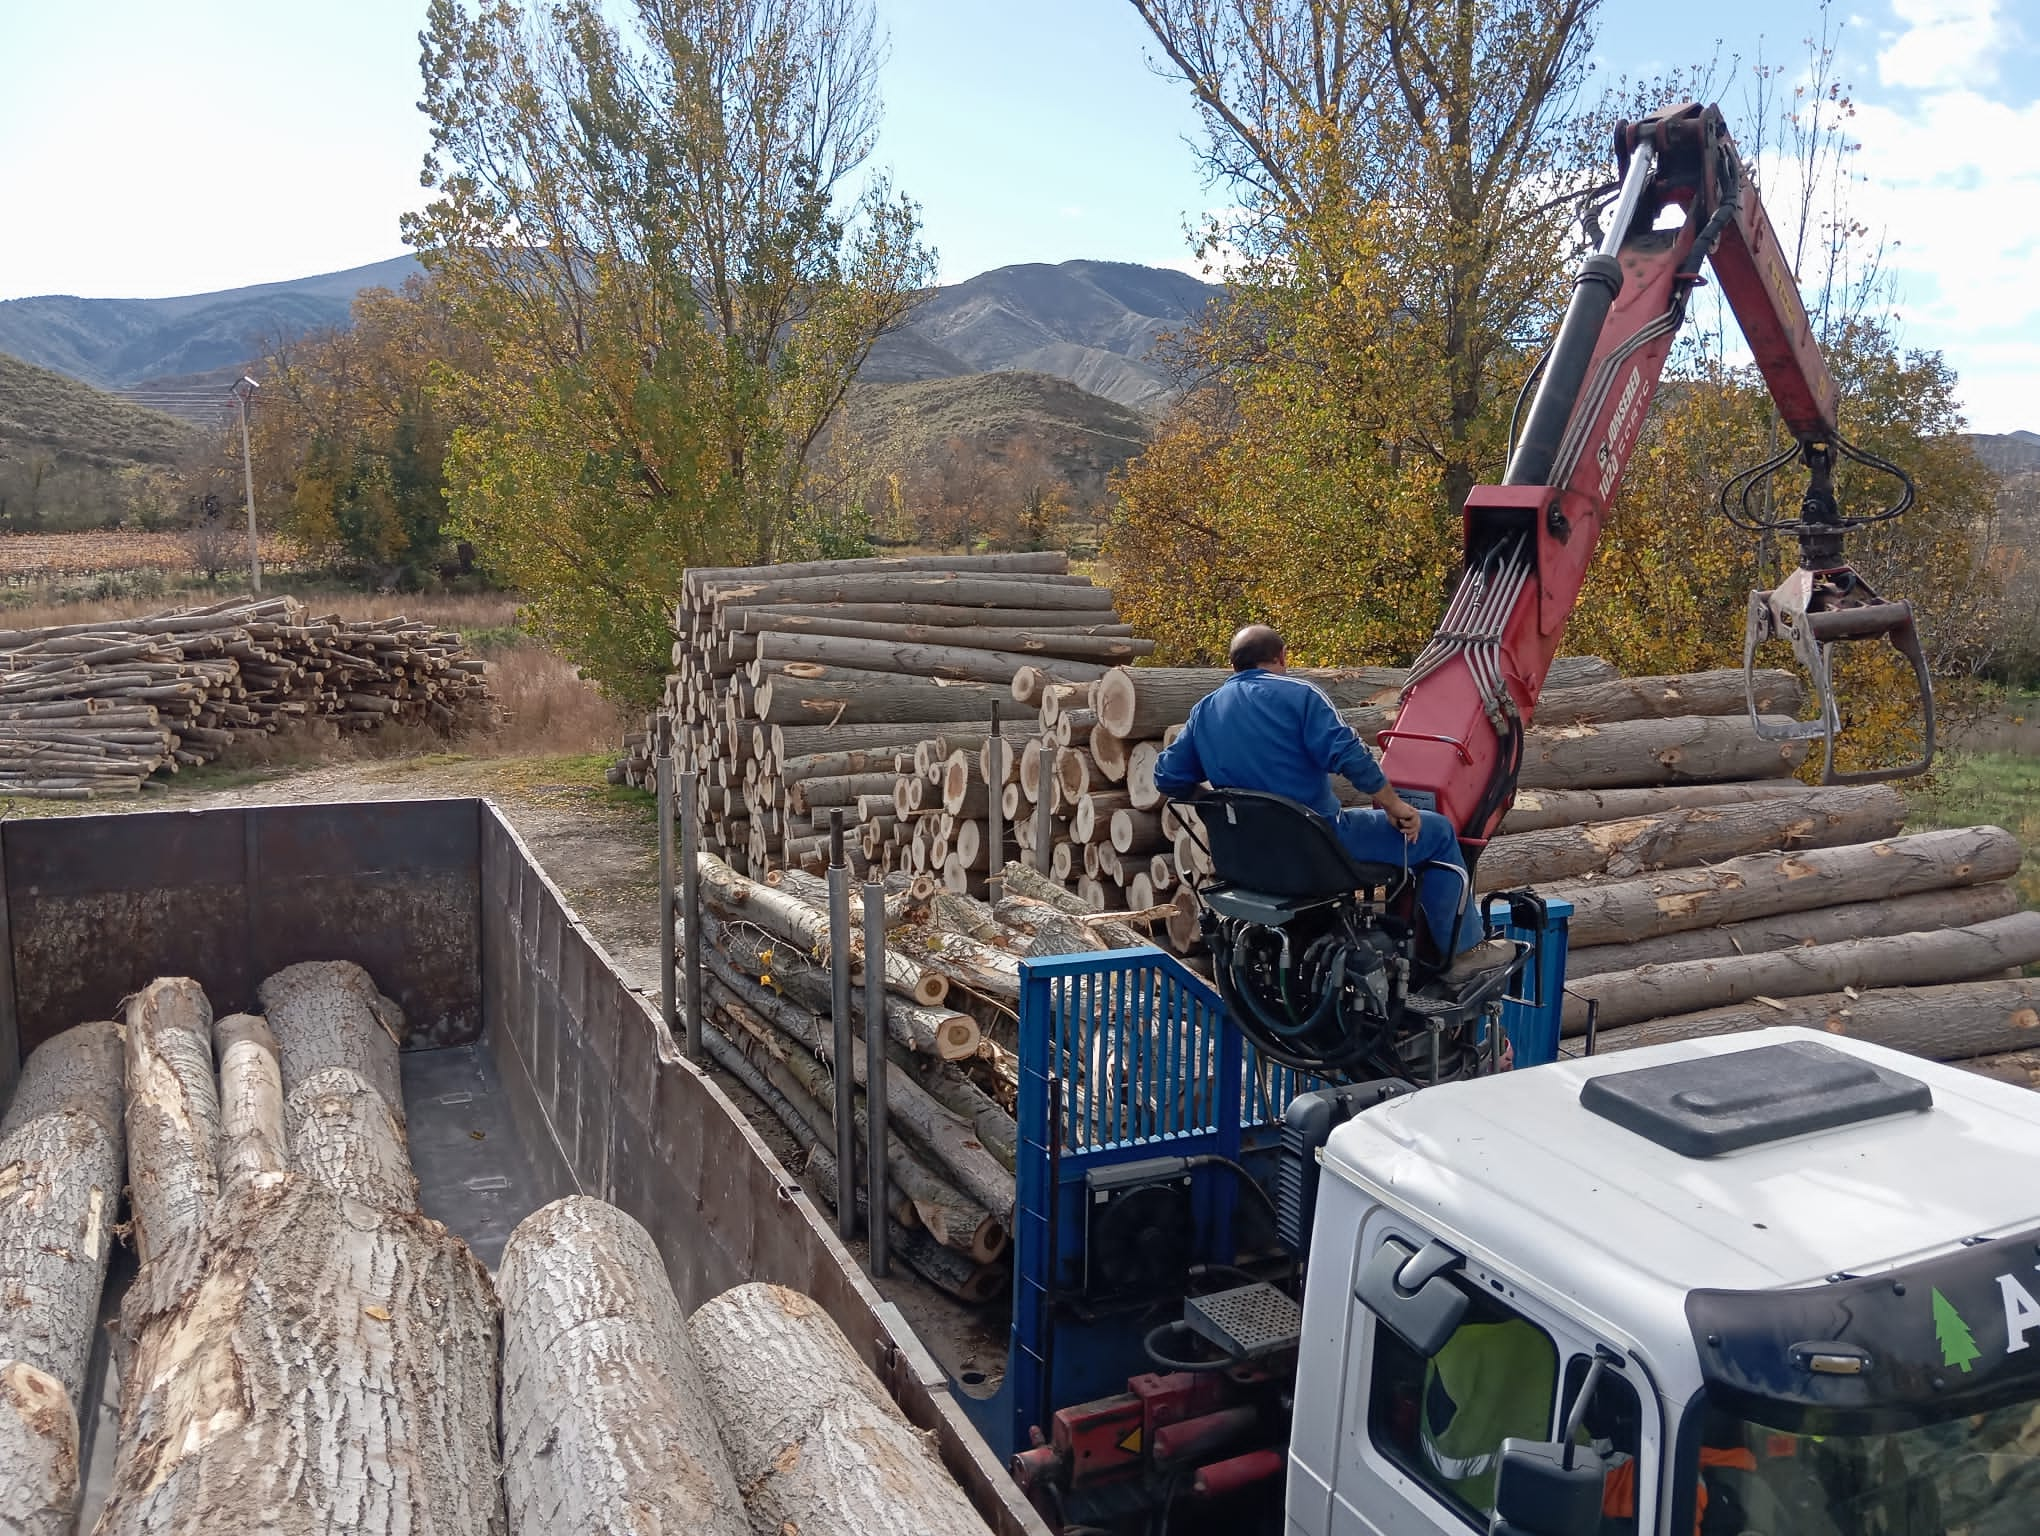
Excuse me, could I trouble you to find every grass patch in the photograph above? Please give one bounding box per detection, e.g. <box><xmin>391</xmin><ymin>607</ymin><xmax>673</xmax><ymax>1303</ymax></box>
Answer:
<box><xmin>1908</xmin><ymin>752</ymin><xmax>2040</xmax><ymax>909</ymax></box>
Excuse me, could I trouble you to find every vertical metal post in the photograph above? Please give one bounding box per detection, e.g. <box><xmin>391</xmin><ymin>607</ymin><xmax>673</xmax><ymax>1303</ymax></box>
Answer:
<box><xmin>233</xmin><ymin>379</ymin><xmax>263</xmax><ymax>593</ymax></box>
<box><xmin>680</xmin><ymin>764</ymin><xmax>703</xmax><ymax>1060</ymax></box>
<box><xmin>827</xmin><ymin>810</ymin><xmax>857</xmax><ymax>1239</ymax></box>
<box><xmin>986</xmin><ymin>700</ymin><xmax>1004</xmax><ymax>904</ymax></box>
<box><xmin>862</xmin><ymin>875</ymin><xmax>889</xmax><ymax>1278</ymax></box>
<box><xmin>658</xmin><ymin>755</ymin><xmax>676</xmax><ymax>1040</ymax></box>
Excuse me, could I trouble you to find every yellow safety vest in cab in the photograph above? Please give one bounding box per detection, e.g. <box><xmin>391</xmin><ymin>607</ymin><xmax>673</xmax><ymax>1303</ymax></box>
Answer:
<box><xmin>1419</xmin><ymin>1318</ymin><xmax>1559</xmax><ymax>1512</ymax></box>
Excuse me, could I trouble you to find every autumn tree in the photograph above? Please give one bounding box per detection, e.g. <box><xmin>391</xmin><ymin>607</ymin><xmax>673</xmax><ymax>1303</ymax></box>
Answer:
<box><xmin>1112</xmin><ymin>0</ymin><xmax>1613</xmax><ymax>662</ymax></box>
<box><xmin>249</xmin><ymin>278</ymin><xmax>483</xmax><ymax>585</ymax></box>
<box><xmin>410</xmin><ymin>0</ymin><xmax>932</xmax><ymax>704</ymax></box>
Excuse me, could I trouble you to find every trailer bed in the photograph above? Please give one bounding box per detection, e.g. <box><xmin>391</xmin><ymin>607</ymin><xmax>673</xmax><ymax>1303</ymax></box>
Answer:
<box><xmin>3</xmin><ymin>798</ymin><xmax>1043</xmax><ymax>1536</ymax></box>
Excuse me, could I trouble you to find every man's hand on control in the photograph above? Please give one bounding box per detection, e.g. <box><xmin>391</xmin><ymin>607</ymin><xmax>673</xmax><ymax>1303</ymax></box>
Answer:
<box><xmin>1376</xmin><ymin>789</ymin><xmax>1422</xmax><ymax>843</ymax></box>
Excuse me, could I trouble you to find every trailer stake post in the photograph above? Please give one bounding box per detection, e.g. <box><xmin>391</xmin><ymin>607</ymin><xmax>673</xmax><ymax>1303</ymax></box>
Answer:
<box><xmin>658</xmin><ymin>754</ymin><xmax>677</xmax><ymax>1040</ymax></box>
<box><xmin>862</xmin><ymin>874</ymin><xmax>890</xmax><ymax>1277</ymax></box>
<box><xmin>986</xmin><ymin>700</ymin><xmax>1004</xmax><ymax>904</ymax></box>
<box><xmin>828</xmin><ymin>809</ymin><xmax>857</xmax><ymax>1239</ymax></box>
<box><xmin>680</xmin><ymin>763</ymin><xmax>704</xmax><ymax>1061</ymax></box>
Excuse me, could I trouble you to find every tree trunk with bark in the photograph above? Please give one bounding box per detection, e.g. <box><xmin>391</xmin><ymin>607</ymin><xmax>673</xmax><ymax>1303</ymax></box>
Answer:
<box><xmin>1965</xmin><ymin>1051</ymin><xmax>2040</xmax><ymax>1092</ymax></box>
<box><xmin>1515</xmin><ymin>715</ymin><xmax>1808</xmax><ymax>789</ymax></box>
<box><xmin>1476</xmin><ymin>785</ymin><xmax>1908</xmax><ymax>891</ymax></box>
<box><xmin>214</xmin><ymin>1013</ymin><xmax>285</xmax><ymax>1194</ymax></box>
<box><xmin>1</xmin><ymin>1021</ymin><xmax>122</xmax><ymax>1144</ymax></box>
<box><xmin>704</xmin><ymin>572</ymin><xmax>1114</xmax><ymax>610</ymax></box>
<box><xmin>1565</xmin><ymin>912</ymin><xmax>2040</xmax><ymax>1032</ymax></box>
<box><xmin>755</xmin><ymin>671</ymin><xmax>1013</xmax><ymax>728</ymax></box>
<box><xmin>497</xmin><ymin>1197</ymin><xmax>747</xmax><ymax>1536</ymax></box>
<box><xmin>755</xmin><ymin>631</ymin><xmax>1114</xmax><ymax>686</ymax></box>
<box><xmin>0</xmin><ymin>1359</ymin><xmax>76</xmax><ymax>1536</ymax></box>
<box><xmin>697</xmin><ymin>852</ymin><xmax>950</xmax><ymax>1008</ymax></box>
<box><xmin>770</xmin><ymin>721</ymin><xmax>966</xmax><ymax>760</ymax></box>
<box><xmin>1555</xmin><ymin>827</ymin><xmax>2022</xmax><ymax>946</ymax></box>
<box><xmin>257</xmin><ymin>961</ymin><xmax>406</xmax><ymax>1129</ymax></box>
<box><xmin>123</xmin><ymin>978</ymin><xmax>220</xmax><ymax>1265</ymax></box>
<box><xmin>1563</xmin><ymin>884</ymin><xmax>2023</xmax><ymax>978</ymax></box>
<box><xmin>1529</xmin><ymin>669</ymin><xmax>1802</xmax><ymax>725</ymax></box>
<box><xmin>801</xmin><ymin>1150</ymin><xmax>1007</xmax><ymax>1303</ymax></box>
<box><xmin>1497</xmin><ymin>781</ymin><xmax>1823</xmax><ymax>834</ymax></box>
<box><xmin>283</xmin><ymin>1068</ymin><xmax>418</xmax><ymax>1214</ymax></box>
<box><xmin>688</xmin><ymin>1284</ymin><xmax>995</xmax><ymax>1536</ymax></box>
<box><xmin>1594</xmin><ymin>978</ymin><xmax>2040</xmax><ymax>1061</ymax></box>
<box><xmin>95</xmin><ymin>1178</ymin><xmax>505</xmax><ymax>1536</ymax></box>
<box><xmin>737</xmin><ymin>612</ymin><xmax>1148</xmax><ymax>658</ymax></box>
<box><xmin>0</xmin><ymin>1110</ymin><xmax>120</xmax><ymax>1412</ymax></box>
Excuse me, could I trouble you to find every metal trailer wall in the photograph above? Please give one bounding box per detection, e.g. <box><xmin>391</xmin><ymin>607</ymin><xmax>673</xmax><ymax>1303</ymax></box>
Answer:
<box><xmin>0</xmin><ymin>797</ymin><xmax>1046</xmax><ymax>1536</ymax></box>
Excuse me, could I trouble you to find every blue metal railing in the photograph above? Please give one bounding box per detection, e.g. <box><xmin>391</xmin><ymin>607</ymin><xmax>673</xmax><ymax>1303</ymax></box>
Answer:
<box><xmin>963</xmin><ymin>945</ymin><xmax>1317</xmax><ymax>1460</ymax></box>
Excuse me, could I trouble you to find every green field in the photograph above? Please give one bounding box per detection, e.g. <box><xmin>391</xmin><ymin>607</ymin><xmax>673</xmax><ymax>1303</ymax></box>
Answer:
<box><xmin>1907</xmin><ymin>752</ymin><xmax>2040</xmax><ymax>909</ymax></box>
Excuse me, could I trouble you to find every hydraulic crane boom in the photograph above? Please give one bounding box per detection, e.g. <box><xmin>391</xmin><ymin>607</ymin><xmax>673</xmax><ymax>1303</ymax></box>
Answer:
<box><xmin>1380</xmin><ymin>102</ymin><xmax>1934</xmax><ymax>847</ymax></box>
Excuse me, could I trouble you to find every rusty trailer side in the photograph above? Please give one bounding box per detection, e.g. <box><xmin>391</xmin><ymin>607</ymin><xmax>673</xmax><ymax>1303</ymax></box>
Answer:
<box><xmin>0</xmin><ymin>797</ymin><xmax>1046</xmax><ymax>1536</ymax></box>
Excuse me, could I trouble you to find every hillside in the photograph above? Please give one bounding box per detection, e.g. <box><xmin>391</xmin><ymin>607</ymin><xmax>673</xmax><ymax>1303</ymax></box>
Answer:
<box><xmin>0</xmin><ymin>351</ymin><xmax>195</xmax><ymax>468</ymax></box>
<box><xmin>0</xmin><ymin>254</ymin><xmax>422</xmax><ymax>390</ymax></box>
<box><xmin>865</xmin><ymin>259</ymin><xmax>1215</xmax><ymax>409</ymax></box>
<box><xmin>1966</xmin><ymin>430</ymin><xmax>2040</xmax><ymax>476</ymax></box>
<box><xmin>844</xmin><ymin>370</ymin><xmax>1152</xmax><ymax>500</ymax></box>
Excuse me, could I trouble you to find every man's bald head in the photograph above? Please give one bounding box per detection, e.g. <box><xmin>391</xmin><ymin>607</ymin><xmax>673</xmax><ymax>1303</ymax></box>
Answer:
<box><xmin>1229</xmin><ymin>625</ymin><xmax>1287</xmax><ymax>672</ymax></box>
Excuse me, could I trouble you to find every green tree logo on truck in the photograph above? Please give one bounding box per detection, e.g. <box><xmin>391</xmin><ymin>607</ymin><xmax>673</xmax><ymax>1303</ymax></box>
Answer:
<box><xmin>1933</xmin><ymin>1288</ymin><xmax>1981</xmax><ymax>1373</ymax></box>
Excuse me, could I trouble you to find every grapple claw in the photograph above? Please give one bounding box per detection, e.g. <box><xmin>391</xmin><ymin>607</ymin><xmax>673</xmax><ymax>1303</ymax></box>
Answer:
<box><xmin>1743</xmin><ymin>564</ymin><xmax>1935</xmax><ymax>785</ymax></box>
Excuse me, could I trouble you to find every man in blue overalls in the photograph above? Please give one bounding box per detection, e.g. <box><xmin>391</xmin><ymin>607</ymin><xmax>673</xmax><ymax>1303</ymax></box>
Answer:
<box><xmin>1154</xmin><ymin>624</ymin><xmax>1511</xmax><ymax>982</ymax></box>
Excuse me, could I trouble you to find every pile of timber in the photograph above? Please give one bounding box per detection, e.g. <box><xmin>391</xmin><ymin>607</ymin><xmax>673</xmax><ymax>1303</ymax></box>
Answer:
<box><xmin>619</xmin><ymin>552</ymin><xmax>1141</xmax><ymax>872</ymax></box>
<box><xmin>688</xmin><ymin>849</ymin><xmax>1154</xmax><ymax>1302</ymax></box>
<box><xmin>0</xmin><ymin>595</ymin><xmax>493</xmax><ymax>798</ymax></box>
<box><xmin>95</xmin><ymin>967</ymin><xmax>506</xmax><ymax>1533</ymax></box>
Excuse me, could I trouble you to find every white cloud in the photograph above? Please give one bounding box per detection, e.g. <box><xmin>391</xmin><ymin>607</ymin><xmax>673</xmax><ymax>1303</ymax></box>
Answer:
<box><xmin>1876</xmin><ymin>0</ymin><xmax>2007</xmax><ymax>91</ymax></box>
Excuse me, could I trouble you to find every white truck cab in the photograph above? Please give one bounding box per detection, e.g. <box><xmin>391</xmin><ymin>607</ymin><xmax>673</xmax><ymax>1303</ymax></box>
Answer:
<box><xmin>1288</xmin><ymin>1026</ymin><xmax>2040</xmax><ymax>1536</ymax></box>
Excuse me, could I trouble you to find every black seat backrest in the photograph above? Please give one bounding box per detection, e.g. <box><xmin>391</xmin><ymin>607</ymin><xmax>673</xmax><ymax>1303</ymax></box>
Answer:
<box><xmin>1179</xmin><ymin>787</ymin><xmax>1407</xmax><ymax>902</ymax></box>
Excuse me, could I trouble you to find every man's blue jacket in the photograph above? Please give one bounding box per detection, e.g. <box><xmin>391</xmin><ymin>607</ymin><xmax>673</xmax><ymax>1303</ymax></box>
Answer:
<box><xmin>1151</xmin><ymin>669</ymin><xmax>1386</xmax><ymax>814</ymax></box>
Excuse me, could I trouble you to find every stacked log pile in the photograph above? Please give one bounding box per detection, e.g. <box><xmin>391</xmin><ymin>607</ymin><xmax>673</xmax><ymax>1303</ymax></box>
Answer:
<box><xmin>0</xmin><ymin>596</ymin><xmax>493</xmax><ymax>798</ymax></box>
<box><xmin>688</xmin><ymin>849</ymin><xmax>1161</xmax><ymax>1302</ymax></box>
<box><xmin>95</xmin><ymin>967</ymin><xmax>506</xmax><ymax>1534</ymax></box>
<box><xmin>619</xmin><ymin>553</ymin><xmax>1141</xmax><ymax>872</ymax></box>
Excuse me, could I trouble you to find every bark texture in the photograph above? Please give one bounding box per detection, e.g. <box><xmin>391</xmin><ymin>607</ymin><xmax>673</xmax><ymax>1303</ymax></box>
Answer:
<box><xmin>0</xmin><ymin>1021</ymin><xmax>123</xmax><ymax>1145</ymax></box>
<box><xmin>123</xmin><ymin>978</ymin><xmax>219</xmax><ymax>1265</ymax></box>
<box><xmin>498</xmin><ymin>1198</ymin><xmax>747</xmax><ymax>1536</ymax></box>
<box><xmin>0</xmin><ymin>1112</ymin><xmax>119</xmax><ymax>1409</ymax></box>
<box><xmin>689</xmin><ymin>1283</ymin><xmax>993</xmax><ymax>1536</ymax></box>
<box><xmin>1528</xmin><ymin>668</ymin><xmax>1801</xmax><ymax>725</ymax></box>
<box><xmin>1595</xmin><ymin>978</ymin><xmax>2040</xmax><ymax>1061</ymax></box>
<box><xmin>283</xmin><ymin>1067</ymin><xmax>418</xmax><ymax>1213</ymax></box>
<box><xmin>1476</xmin><ymin>785</ymin><xmax>1908</xmax><ymax>891</ymax></box>
<box><xmin>0</xmin><ymin>1359</ymin><xmax>76</xmax><ymax>1536</ymax></box>
<box><xmin>213</xmin><ymin>1014</ymin><xmax>285</xmax><ymax>1193</ymax></box>
<box><xmin>1564</xmin><ymin>912</ymin><xmax>2040</xmax><ymax>1032</ymax></box>
<box><xmin>1562</xmin><ymin>884</ymin><xmax>2024</xmax><ymax>978</ymax></box>
<box><xmin>95</xmin><ymin>1177</ymin><xmax>504</xmax><ymax>1536</ymax></box>
<box><xmin>1554</xmin><ymin>827</ymin><xmax>2022</xmax><ymax>946</ymax></box>
<box><xmin>257</xmin><ymin>962</ymin><xmax>406</xmax><ymax>1129</ymax></box>
<box><xmin>1496</xmin><ymin>781</ymin><xmax>1821</xmax><ymax>834</ymax></box>
<box><xmin>1514</xmin><ymin>715</ymin><xmax>1807</xmax><ymax>789</ymax></box>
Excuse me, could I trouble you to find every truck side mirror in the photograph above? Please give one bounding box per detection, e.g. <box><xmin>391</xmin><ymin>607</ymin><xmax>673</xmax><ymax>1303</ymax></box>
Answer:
<box><xmin>1488</xmin><ymin>1436</ymin><xmax>1607</xmax><ymax>1536</ymax></box>
<box><xmin>1353</xmin><ymin>1237</ymin><xmax>1468</xmax><ymax>1356</ymax></box>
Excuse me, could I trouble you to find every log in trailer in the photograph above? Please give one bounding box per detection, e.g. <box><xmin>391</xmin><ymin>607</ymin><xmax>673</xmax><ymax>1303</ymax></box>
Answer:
<box><xmin>0</xmin><ymin>797</ymin><xmax>1052</xmax><ymax>1536</ymax></box>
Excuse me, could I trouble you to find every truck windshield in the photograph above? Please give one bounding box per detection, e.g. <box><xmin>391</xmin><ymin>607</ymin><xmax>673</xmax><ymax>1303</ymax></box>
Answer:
<box><xmin>1694</xmin><ymin>1395</ymin><xmax>2040</xmax><ymax>1535</ymax></box>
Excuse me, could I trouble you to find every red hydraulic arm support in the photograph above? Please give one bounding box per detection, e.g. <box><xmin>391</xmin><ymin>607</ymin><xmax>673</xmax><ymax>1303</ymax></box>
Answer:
<box><xmin>1379</xmin><ymin>103</ymin><xmax>1846</xmax><ymax>844</ymax></box>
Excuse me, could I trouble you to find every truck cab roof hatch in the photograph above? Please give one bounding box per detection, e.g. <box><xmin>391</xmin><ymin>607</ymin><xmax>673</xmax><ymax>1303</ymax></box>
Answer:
<box><xmin>1578</xmin><ymin>1039</ymin><xmax>1931</xmax><ymax>1157</ymax></box>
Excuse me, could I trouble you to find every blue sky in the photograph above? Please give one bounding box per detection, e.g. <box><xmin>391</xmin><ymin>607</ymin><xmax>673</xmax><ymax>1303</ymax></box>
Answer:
<box><xmin>0</xmin><ymin>0</ymin><xmax>2034</xmax><ymax>429</ymax></box>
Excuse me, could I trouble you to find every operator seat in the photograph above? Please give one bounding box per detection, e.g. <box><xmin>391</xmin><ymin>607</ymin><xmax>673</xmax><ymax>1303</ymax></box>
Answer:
<box><xmin>1174</xmin><ymin>787</ymin><xmax>1410</xmax><ymax>923</ymax></box>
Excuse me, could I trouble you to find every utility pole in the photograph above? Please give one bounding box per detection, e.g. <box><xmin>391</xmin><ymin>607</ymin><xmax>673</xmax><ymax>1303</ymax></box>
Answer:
<box><xmin>233</xmin><ymin>376</ymin><xmax>262</xmax><ymax>594</ymax></box>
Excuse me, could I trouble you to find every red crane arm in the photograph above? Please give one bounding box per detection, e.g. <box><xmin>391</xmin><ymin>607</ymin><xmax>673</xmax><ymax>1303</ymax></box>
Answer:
<box><xmin>1378</xmin><ymin>103</ymin><xmax>1851</xmax><ymax>843</ymax></box>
